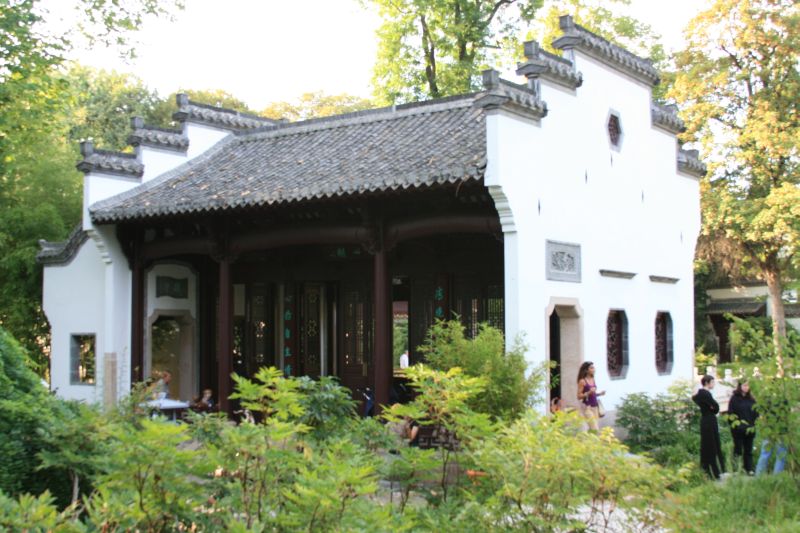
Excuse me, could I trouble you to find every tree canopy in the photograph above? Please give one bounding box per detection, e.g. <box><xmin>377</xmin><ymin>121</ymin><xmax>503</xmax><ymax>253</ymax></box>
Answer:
<box><xmin>670</xmin><ymin>0</ymin><xmax>800</xmax><ymax>369</ymax></box>
<box><xmin>0</xmin><ymin>0</ymin><xmax>183</xmax><ymax>369</ymax></box>
<box><xmin>261</xmin><ymin>91</ymin><xmax>373</xmax><ymax>121</ymax></box>
<box><xmin>365</xmin><ymin>0</ymin><xmax>663</xmax><ymax>104</ymax></box>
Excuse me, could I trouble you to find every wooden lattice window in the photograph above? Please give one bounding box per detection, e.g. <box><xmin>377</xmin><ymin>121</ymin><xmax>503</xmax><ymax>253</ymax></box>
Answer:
<box><xmin>606</xmin><ymin>310</ymin><xmax>628</xmax><ymax>378</ymax></box>
<box><xmin>655</xmin><ymin>312</ymin><xmax>674</xmax><ymax>375</ymax></box>
<box><xmin>607</xmin><ymin>113</ymin><xmax>622</xmax><ymax>147</ymax></box>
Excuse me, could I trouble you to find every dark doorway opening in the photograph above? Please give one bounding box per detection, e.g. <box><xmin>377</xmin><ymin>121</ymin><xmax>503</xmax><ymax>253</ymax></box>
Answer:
<box><xmin>549</xmin><ymin>310</ymin><xmax>561</xmax><ymax>403</ymax></box>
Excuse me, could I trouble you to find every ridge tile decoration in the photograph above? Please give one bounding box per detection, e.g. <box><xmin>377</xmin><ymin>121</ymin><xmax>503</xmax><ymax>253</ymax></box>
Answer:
<box><xmin>677</xmin><ymin>149</ymin><xmax>706</xmax><ymax>178</ymax></box>
<box><xmin>128</xmin><ymin>117</ymin><xmax>189</xmax><ymax>151</ymax></box>
<box><xmin>516</xmin><ymin>40</ymin><xmax>583</xmax><ymax>90</ymax></box>
<box><xmin>36</xmin><ymin>224</ymin><xmax>88</xmax><ymax>265</ymax></box>
<box><xmin>173</xmin><ymin>93</ymin><xmax>279</xmax><ymax>131</ymax></box>
<box><xmin>650</xmin><ymin>103</ymin><xmax>685</xmax><ymax>134</ymax></box>
<box><xmin>76</xmin><ymin>141</ymin><xmax>144</xmax><ymax>178</ymax></box>
<box><xmin>552</xmin><ymin>15</ymin><xmax>660</xmax><ymax>87</ymax></box>
<box><xmin>546</xmin><ymin>240</ymin><xmax>581</xmax><ymax>283</ymax></box>
<box><xmin>474</xmin><ymin>69</ymin><xmax>548</xmax><ymax>120</ymax></box>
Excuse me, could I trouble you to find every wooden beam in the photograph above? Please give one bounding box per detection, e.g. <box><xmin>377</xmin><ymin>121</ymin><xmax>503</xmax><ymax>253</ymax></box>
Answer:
<box><xmin>384</xmin><ymin>214</ymin><xmax>500</xmax><ymax>249</ymax></box>
<box><xmin>217</xmin><ymin>257</ymin><xmax>233</xmax><ymax>415</ymax></box>
<box><xmin>130</xmin><ymin>245</ymin><xmax>145</xmax><ymax>383</ymax></box>
<box><xmin>231</xmin><ymin>225</ymin><xmax>373</xmax><ymax>254</ymax></box>
<box><xmin>372</xmin><ymin>247</ymin><xmax>391</xmax><ymax>413</ymax></box>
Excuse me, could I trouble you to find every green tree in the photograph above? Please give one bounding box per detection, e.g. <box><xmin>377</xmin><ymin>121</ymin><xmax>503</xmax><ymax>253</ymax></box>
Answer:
<box><xmin>531</xmin><ymin>0</ymin><xmax>663</xmax><ymax>61</ymax></box>
<box><xmin>261</xmin><ymin>91</ymin><xmax>373</xmax><ymax>121</ymax></box>
<box><xmin>0</xmin><ymin>0</ymin><xmax>184</xmax><ymax>367</ymax></box>
<box><xmin>365</xmin><ymin>0</ymin><xmax>662</xmax><ymax>104</ymax></box>
<box><xmin>365</xmin><ymin>0</ymin><xmax>543</xmax><ymax>103</ymax></box>
<box><xmin>670</xmin><ymin>0</ymin><xmax>800</xmax><ymax>373</ymax></box>
<box><xmin>66</xmin><ymin>65</ymin><xmax>165</xmax><ymax>150</ymax></box>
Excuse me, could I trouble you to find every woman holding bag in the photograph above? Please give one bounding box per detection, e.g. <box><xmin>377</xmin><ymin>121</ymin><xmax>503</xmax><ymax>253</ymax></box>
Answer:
<box><xmin>577</xmin><ymin>361</ymin><xmax>605</xmax><ymax>432</ymax></box>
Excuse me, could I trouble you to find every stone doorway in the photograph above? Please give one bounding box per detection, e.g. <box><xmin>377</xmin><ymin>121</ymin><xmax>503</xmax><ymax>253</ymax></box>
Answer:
<box><xmin>546</xmin><ymin>299</ymin><xmax>584</xmax><ymax>411</ymax></box>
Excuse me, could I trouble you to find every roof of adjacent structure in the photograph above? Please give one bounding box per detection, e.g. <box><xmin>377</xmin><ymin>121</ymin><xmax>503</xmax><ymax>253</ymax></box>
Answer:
<box><xmin>706</xmin><ymin>299</ymin><xmax>767</xmax><ymax>316</ymax></box>
<box><xmin>90</xmin><ymin>95</ymin><xmax>490</xmax><ymax>223</ymax></box>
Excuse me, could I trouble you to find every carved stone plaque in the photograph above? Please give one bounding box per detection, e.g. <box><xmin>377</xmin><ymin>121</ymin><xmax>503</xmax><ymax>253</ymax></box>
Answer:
<box><xmin>546</xmin><ymin>240</ymin><xmax>581</xmax><ymax>283</ymax></box>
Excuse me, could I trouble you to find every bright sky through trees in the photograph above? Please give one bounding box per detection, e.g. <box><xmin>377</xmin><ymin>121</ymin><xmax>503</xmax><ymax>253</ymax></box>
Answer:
<box><xmin>40</xmin><ymin>0</ymin><xmax>703</xmax><ymax>109</ymax></box>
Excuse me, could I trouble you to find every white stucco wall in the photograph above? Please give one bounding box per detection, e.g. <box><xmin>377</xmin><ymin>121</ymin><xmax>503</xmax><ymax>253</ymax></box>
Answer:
<box><xmin>140</xmin><ymin>147</ymin><xmax>187</xmax><ymax>183</ymax></box>
<box><xmin>185</xmin><ymin>123</ymin><xmax>230</xmax><ymax>159</ymax></box>
<box><xmin>82</xmin><ymin>172</ymin><xmax>140</xmax><ymax>230</ymax></box>
<box><xmin>488</xmin><ymin>53</ymin><xmax>701</xmax><ymax>412</ymax></box>
<box><xmin>43</xmin><ymin>240</ymin><xmax>105</xmax><ymax>402</ymax></box>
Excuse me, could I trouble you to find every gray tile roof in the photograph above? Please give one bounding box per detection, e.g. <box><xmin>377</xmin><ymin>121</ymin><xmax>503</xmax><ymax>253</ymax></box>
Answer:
<box><xmin>174</xmin><ymin>94</ymin><xmax>279</xmax><ymax>131</ymax></box>
<box><xmin>76</xmin><ymin>141</ymin><xmax>144</xmax><ymax>178</ymax></box>
<box><xmin>37</xmin><ymin>224</ymin><xmax>88</xmax><ymax>265</ymax></box>
<box><xmin>677</xmin><ymin>148</ymin><xmax>706</xmax><ymax>178</ymax></box>
<box><xmin>128</xmin><ymin>117</ymin><xmax>188</xmax><ymax>151</ymax></box>
<box><xmin>706</xmin><ymin>298</ymin><xmax>766</xmax><ymax>316</ymax></box>
<box><xmin>90</xmin><ymin>96</ymin><xmax>487</xmax><ymax>223</ymax></box>
<box><xmin>553</xmin><ymin>15</ymin><xmax>660</xmax><ymax>86</ymax></box>
<box><xmin>651</xmin><ymin>103</ymin><xmax>685</xmax><ymax>134</ymax></box>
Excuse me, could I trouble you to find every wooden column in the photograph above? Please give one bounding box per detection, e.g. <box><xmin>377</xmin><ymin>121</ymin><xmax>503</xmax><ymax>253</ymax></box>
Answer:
<box><xmin>217</xmin><ymin>257</ymin><xmax>234</xmax><ymax>415</ymax></box>
<box><xmin>372</xmin><ymin>247</ymin><xmax>391</xmax><ymax>412</ymax></box>
<box><xmin>130</xmin><ymin>248</ymin><xmax>145</xmax><ymax>383</ymax></box>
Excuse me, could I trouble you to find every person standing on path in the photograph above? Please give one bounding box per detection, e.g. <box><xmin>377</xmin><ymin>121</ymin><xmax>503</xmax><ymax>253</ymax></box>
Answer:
<box><xmin>693</xmin><ymin>375</ymin><xmax>726</xmax><ymax>479</ymax></box>
<box><xmin>577</xmin><ymin>361</ymin><xmax>605</xmax><ymax>432</ymax></box>
<box><xmin>727</xmin><ymin>381</ymin><xmax>758</xmax><ymax>474</ymax></box>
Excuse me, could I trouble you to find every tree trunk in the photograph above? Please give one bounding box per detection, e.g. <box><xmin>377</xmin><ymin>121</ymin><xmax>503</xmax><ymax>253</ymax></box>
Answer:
<box><xmin>71</xmin><ymin>472</ymin><xmax>80</xmax><ymax>504</ymax></box>
<box><xmin>763</xmin><ymin>261</ymin><xmax>786</xmax><ymax>377</ymax></box>
<box><xmin>419</xmin><ymin>15</ymin><xmax>440</xmax><ymax>98</ymax></box>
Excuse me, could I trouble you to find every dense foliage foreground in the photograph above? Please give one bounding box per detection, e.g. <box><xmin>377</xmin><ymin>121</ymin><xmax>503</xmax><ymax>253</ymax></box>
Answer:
<box><xmin>1</xmin><ymin>325</ymin><xmax>798</xmax><ymax>532</ymax></box>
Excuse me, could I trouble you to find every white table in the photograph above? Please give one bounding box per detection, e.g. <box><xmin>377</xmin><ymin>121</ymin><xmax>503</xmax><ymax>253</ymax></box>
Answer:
<box><xmin>145</xmin><ymin>399</ymin><xmax>190</xmax><ymax>421</ymax></box>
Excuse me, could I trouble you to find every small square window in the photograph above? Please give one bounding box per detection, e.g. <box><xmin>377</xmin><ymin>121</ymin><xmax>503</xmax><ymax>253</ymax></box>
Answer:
<box><xmin>70</xmin><ymin>334</ymin><xmax>96</xmax><ymax>385</ymax></box>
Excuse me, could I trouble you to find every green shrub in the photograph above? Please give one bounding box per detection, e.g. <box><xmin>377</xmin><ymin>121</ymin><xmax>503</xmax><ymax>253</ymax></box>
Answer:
<box><xmin>616</xmin><ymin>382</ymin><xmax>699</xmax><ymax>466</ymax></box>
<box><xmin>0</xmin><ymin>491</ymin><xmax>83</xmax><ymax>532</ymax></box>
<box><xmin>296</xmin><ymin>375</ymin><xmax>357</xmax><ymax>442</ymax></box>
<box><xmin>419</xmin><ymin>320</ymin><xmax>544</xmax><ymax>421</ymax></box>
<box><xmin>751</xmin><ymin>361</ymin><xmax>800</xmax><ymax>475</ymax></box>
<box><xmin>472</xmin><ymin>411</ymin><xmax>679</xmax><ymax>532</ymax></box>
<box><xmin>0</xmin><ymin>327</ymin><xmax>72</xmax><ymax>505</ymax></box>
<box><xmin>617</xmin><ymin>382</ymin><xmax>738</xmax><ymax>481</ymax></box>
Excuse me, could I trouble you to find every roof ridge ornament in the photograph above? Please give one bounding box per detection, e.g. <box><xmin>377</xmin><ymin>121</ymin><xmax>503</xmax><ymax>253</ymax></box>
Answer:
<box><xmin>474</xmin><ymin>68</ymin><xmax>548</xmax><ymax>121</ymax></box>
<box><xmin>651</xmin><ymin>102</ymin><xmax>685</xmax><ymax>134</ymax></box>
<box><xmin>677</xmin><ymin>147</ymin><xmax>706</xmax><ymax>178</ymax></box>
<box><xmin>516</xmin><ymin>40</ymin><xmax>583</xmax><ymax>90</ymax></box>
<box><xmin>552</xmin><ymin>15</ymin><xmax>660</xmax><ymax>87</ymax></box>
<box><xmin>76</xmin><ymin>140</ymin><xmax>144</xmax><ymax>178</ymax></box>
<box><xmin>173</xmin><ymin>93</ymin><xmax>279</xmax><ymax>131</ymax></box>
<box><xmin>128</xmin><ymin>116</ymin><xmax>189</xmax><ymax>152</ymax></box>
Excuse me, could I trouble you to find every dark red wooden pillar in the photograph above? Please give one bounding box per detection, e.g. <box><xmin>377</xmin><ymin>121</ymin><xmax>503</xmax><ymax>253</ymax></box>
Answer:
<box><xmin>130</xmin><ymin>249</ymin><xmax>145</xmax><ymax>383</ymax></box>
<box><xmin>217</xmin><ymin>257</ymin><xmax>234</xmax><ymax>415</ymax></box>
<box><xmin>372</xmin><ymin>248</ymin><xmax>391</xmax><ymax>413</ymax></box>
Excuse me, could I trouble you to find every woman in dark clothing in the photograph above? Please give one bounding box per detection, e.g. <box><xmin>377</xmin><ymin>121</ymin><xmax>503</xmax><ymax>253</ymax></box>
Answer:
<box><xmin>728</xmin><ymin>381</ymin><xmax>758</xmax><ymax>474</ymax></box>
<box><xmin>692</xmin><ymin>375</ymin><xmax>725</xmax><ymax>479</ymax></box>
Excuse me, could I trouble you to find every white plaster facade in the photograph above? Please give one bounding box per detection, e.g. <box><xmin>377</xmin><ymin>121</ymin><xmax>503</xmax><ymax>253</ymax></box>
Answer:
<box><xmin>487</xmin><ymin>49</ymin><xmax>701</xmax><ymax>412</ymax></box>
<box><xmin>40</xmin><ymin>20</ymin><xmax>701</xmax><ymax>414</ymax></box>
